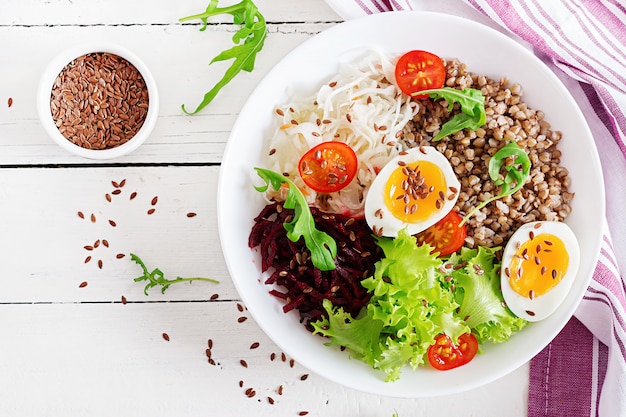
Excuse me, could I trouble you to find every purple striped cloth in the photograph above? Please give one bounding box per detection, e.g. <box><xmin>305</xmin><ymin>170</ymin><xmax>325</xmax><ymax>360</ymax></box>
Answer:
<box><xmin>326</xmin><ymin>1</ymin><xmax>626</xmax><ymax>416</ymax></box>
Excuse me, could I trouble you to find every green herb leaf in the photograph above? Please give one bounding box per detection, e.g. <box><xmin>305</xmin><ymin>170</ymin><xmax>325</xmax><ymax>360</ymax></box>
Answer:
<box><xmin>253</xmin><ymin>168</ymin><xmax>338</xmax><ymax>271</ymax></box>
<box><xmin>416</xmin><ymin>87</ymin><xmax>486</xmax><ymax>141</ymax></box>
<box><xmin>130</xmin><ymin>253</ymin><xmax>219</xmax><ymax>295</ymax></box>
<box><xmin>461</xmin><ymin>141</ymin><xmax>531</xmax><ymax>225</ymax></box>
<box><xmin>180</xmin><ymin>0</ymin><xmax>267</xmax><ymax>114</ymax></box>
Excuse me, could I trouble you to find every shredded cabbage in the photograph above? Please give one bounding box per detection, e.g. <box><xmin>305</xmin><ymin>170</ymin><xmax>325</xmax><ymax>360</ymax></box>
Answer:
<box><xmin>263</xmin><ymin>52</ymin><xmax>419</xmax><ymax>216</ymax></box>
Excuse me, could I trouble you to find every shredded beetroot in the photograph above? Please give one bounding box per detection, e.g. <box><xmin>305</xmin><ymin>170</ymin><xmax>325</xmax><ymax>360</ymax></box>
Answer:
<box><xmin>249</xmin><ymin>202</ymin><xmax>381</xmax><ymax>329</ymax></box>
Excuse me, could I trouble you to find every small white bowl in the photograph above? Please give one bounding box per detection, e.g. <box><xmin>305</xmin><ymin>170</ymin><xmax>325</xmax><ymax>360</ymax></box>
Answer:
<box><xmin>37</xmin><ymin>42</ymin><xmax>159</xmax><ymax>159</ymax></box>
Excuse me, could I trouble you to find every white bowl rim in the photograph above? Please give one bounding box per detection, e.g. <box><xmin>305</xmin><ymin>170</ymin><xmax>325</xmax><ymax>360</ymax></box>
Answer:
<box><xmin>36</xmin><ymin>41</ymin><xmax>159</xmax><ymax>160</ymax></box>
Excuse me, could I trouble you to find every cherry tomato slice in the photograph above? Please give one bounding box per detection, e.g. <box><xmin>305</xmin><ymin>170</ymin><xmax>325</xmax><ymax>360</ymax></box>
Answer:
<box><xmin>416</xmin><ymin>210</ymin><xmax>467</xmax><ymax>256</ymax></box>
<box><xmin>427</xmin><ymin>333</ymin><xmax>478</xmax><ymax>371</ymax></box>
<box><xmin>395</xmin><ymin>50</ymin><xmax>446</xmax><ymax>98</ymax></box>
<box><xmin>298</xmin><ymin>141</ymin><xmax>358</xmax><ymax>193</ymax></box>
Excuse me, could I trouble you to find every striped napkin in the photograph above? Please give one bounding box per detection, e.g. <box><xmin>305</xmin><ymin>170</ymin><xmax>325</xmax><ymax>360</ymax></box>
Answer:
<box><xmin>327</xmin><ymin>1</ymin><xmax>626</xmax><ymax>416</ymax></box>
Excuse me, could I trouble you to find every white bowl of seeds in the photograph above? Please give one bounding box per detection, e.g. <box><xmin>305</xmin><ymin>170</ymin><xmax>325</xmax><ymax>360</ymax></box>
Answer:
<box><xmin>37</xmin><ymin>42</ymin><xmax>159</xmax><ymax>159</ymax></box>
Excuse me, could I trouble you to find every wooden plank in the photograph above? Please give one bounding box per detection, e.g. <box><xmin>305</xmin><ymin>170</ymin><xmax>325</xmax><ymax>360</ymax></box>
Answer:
<box><xmin>1</xmin><ymin>0</ymin><xmax>342</xmax><ymax>25</ymax></box>
<box><xmin>0</xmin><ymin>302</ymin><xmax>527</xmax><ymax>416</ymax></box>
<box><xmin>0</xmin><ymin>22</ymin><xmax>335</xmax><ymax>165</ymax></box>
<box><xmin>0</xmin><ymin>165</ymin><xmax>238</xmax><ymax>302</ymax></box>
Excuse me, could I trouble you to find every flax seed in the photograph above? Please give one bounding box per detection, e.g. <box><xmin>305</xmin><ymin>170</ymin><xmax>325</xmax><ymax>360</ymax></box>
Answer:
<box><xmin>116</xmin><ymin>253</ymin><xmax>125</xmax><ymax>259</ymax></box>
<box><xmin>151</xmin><ymin>196</ymin><xmax>158</xmax><ymax>206</ymax></box>
<box><xmin>121</xmin><ymin>295</ymin><xmax>127</xmax><ymax>304</ymax></box>
<box><xmin>240</xmin><ymin>359</ymin><xmax>248</xmax><ymax>368</ymax></box>
<box><xmin>162</xmin><ymin>333</ymin><xmax>170</xmax><ymax>341</ymax></box>
<box><xmin>186</xmin><ymin>212</ymin><xmax>197</xmax><ymax>217</ymax></box>
<box><xmin>109</xmin><ymin>219</ymin><xmax>117</xmax><ymax>227</ymax></box>
<box><xmin>79</xmin><ymin>281</ymin><xmax>88</xmax><ymax>288</ymax></box>
<box><xmin>50</xmin><ymin>52</ymin><xmax>149</xmax><ymax>150</ymax></box>
<box><xmin>90</xmin><ymin>213</ymin><xmax>96</xmax><ymax>223</ymax></box>
<box><xmin>238</xmin><ymin>316</ymin><xmax>248</xmax><ymax>323</ymax></box>
<box><xmin>250</xmin><ymin>342</ymin><xmax>260</xmax><ymax>349</ymax></box>
<box><xmin>98</xmin><ymin>259</ymin><xmax>103</xmax><ymax>269</ymax></box>
<box><xmin>130</xmin><ymin>191</ymin><xmax>137</xmax><ymax>200</ymax></box>
<box><xmin>7</xmin><ymin>97</ymin><xmax>13</xmax><ymax>108</ymax></box>
<box><xmin>147</xmin><ymin>208</ymin><xmax>155</xmax><ymax>215</ymax></box>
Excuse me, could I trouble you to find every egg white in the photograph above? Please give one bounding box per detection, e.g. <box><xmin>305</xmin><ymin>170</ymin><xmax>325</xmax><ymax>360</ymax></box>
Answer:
<box><xmin>364</xmin><ymin>146</ymin><xmax>460</xmax><ymax>237</ymax></box>
<box><xmin>500</xmin><ymin>221</ymin><xmax>580</xmax><ymax>322</ymax></box>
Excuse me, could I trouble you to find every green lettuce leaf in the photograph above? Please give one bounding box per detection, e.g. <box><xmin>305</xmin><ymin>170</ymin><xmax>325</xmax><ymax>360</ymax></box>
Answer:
<box><xmin>312</xmin><ymin>229</ymin><xmax>468</xmax><ymax>381</ymax></box>
<box><xmin>447</xmin><ymin>246</ymin><xmax>528</xmax><ymax>343</ymax></box>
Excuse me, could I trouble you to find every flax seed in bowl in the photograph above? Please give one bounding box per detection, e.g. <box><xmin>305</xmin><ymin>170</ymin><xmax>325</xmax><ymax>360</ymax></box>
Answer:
<box><xmin>37</xmin><ymin>43</ymin><xmax>159</xmax><ymax>159</ymax></box>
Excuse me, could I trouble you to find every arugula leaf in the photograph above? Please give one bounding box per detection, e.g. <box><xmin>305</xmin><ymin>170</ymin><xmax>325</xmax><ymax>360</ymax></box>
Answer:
<box><xmin>130</xmin><ymin>253</ymin><xmax>219</xmax><ymax>295</ymax></box>
<box><xmin>180</xmin><ymin>0</ymin><xmax>267</xmax><ymax>114</ymax></box>
<box><xmin>253</xmin><ymin>168</ymin><xmax>338</xmax><ymax>271</ymax></box>
<box><xmin>416</xmin><ymin>87</ymin><xmax>486</xmax><ymax>141</ymax></box>
<box><xmin>461</xmin><ymin>140</ymin><xmax>531</xmax><ymax>225</ymax></box>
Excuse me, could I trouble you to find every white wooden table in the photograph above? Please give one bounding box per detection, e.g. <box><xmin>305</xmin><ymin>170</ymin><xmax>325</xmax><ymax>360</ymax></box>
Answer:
<box><xmin>0</xmin><ymin>1</ymin><xmax>527</xmax><ymax>415</ymax></box>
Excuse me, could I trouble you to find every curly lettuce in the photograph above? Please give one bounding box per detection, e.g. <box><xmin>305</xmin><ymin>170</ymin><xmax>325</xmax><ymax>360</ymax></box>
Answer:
<box><xmin>311</xmin><ymin>229</ymin><xmax>527</xmax><ymax>381</ymax></box>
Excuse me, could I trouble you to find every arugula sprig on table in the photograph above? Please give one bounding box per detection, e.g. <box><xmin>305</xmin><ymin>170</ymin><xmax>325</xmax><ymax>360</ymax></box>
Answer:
<box><xmin>254</xmin><ymin>168</ymin><xmax>338</xmax><ymax>271</ymax></box>
<box><xmin>180</xmin><ymin>0</ymin><xmax>267</xmax><ymax>114</ymax></box>
<box><xmin>461</xmin><ymin>141</ymin><xmax>531</xmax><ymax>225</ymax></box>
<box><xmin>416</xmin><ymin>87</ymin><xmax>487</xmax><ymax>141</ymax></box>
<box><xmin>131</xmin><ymin>253</ymin><xmax>219</xmax><ymax>295</ymax></box>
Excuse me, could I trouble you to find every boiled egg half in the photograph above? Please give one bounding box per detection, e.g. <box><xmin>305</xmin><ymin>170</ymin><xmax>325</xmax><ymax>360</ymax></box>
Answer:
<box><xmin>364</xmin><ymin>146</ymin><xmax>460</xmax><ymax>237</ymax></box>
<box><xmin>500</xmin><ymin>221</ymin><xmax>580</xmax><ymax>322</ymax></box>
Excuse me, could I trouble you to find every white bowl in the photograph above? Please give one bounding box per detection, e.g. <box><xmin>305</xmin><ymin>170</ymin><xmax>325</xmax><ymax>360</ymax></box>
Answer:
<box><xmin>218</xmin><ymin>11</ymin><xmax>604</xmax><ymax>397</ymax></box>
<box><xmin>37</xmin><ymin>42</ymin><xmax>159</xmax><ymax>159</ymax></box>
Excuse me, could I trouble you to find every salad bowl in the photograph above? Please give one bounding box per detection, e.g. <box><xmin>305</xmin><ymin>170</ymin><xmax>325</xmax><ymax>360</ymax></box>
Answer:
<box><xmin>217</xmin><ymin>11</ymin><xmax>604</xmax><ymax>397</ymax></box>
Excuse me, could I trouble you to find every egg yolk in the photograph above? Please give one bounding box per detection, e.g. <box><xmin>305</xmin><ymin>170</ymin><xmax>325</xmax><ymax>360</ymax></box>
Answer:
<box><xmin>383</xmin><ymin>160</ymin><xmax>447</xmax><ymax>223</ymax></box>
<box><xmin>508</xmin><ymin>233</ymin><xmax>569</xmax><ymax>299</ymax></box>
